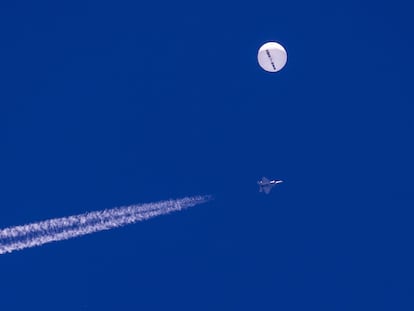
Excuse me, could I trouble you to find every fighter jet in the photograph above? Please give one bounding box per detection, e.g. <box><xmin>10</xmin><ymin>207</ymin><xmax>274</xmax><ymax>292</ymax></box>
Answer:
<box><xmin>257</xmin><ymin>177</ymin><xmax>283</xmax><ymax>194</ymax></box>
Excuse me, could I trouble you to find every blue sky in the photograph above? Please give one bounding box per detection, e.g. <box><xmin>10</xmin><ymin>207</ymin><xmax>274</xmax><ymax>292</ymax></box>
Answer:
<box><xmin>0</xmin><ymin>0</ymin><xmax>413</xmax><ymax>310</ymax></box>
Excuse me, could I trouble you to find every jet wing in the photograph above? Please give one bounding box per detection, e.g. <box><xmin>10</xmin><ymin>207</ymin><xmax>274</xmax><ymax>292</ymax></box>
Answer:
<box><xmin>262</xmin><ymin>185</ymin><xmax>272</xmax><ymax>194</ymax></box>
<box><xmin>261</xmin><ymin>177</ymin><xmax>270</xmax><ymax>184</ymax></box>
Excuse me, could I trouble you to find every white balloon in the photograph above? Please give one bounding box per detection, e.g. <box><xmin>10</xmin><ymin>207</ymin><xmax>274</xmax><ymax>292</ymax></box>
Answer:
<box><xmin>257</xmin><ymin>42</ymin><xmax>287</xmax><ymax>72</ymax></box>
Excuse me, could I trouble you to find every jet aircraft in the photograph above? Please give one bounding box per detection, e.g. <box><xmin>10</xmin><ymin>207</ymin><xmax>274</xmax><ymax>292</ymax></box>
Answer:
<box><xmin>257</xmin><ymin>177</ymin><xmax>283</xmax><ymax>194</ymax></box>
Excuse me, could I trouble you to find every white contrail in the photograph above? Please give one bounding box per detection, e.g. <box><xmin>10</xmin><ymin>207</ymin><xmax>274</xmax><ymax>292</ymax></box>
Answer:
<box><xmin>0</xmin><ymin>195</ymin><xmax>212</xmax><ymax>255</ymax></box>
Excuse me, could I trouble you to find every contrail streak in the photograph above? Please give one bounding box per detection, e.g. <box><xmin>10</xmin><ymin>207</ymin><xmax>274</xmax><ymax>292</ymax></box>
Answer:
<box><xmin>0</xmin><ymin>195</ymin><xmax>211</xmax><ymax>255</ymax></box>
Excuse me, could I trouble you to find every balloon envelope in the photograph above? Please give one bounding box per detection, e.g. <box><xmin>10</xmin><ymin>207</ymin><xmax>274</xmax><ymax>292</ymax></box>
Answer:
<box><xmin>257</xmin><ymin>42</ymin><xmax>287</xmax><ymax>72</ymax></box>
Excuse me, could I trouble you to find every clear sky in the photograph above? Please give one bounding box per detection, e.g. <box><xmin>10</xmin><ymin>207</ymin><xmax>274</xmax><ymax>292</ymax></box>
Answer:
<box><xmin>0</xmin><ymin>0</ymin><xmax>413</xmax><ymax>310</ymax></box>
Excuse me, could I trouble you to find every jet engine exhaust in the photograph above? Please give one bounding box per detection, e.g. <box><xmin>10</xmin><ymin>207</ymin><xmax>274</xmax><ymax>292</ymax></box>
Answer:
<box><xmin>0</xmin><ymin>195</ymin><xmax>212</xmax><ymax>255</ymax></box>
